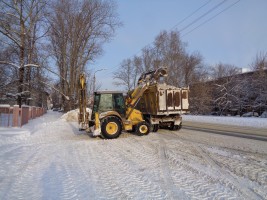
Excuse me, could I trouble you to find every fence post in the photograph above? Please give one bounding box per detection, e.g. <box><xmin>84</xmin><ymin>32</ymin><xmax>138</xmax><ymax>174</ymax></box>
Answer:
<box><xmin>32</xmin><ymin>106</ymin><xmax>36</xmax><ymax>119</ymax></box>
<box><xmin>28</xmin><ymin>107</ymin><xmax>32</xmax><ymax>120</ymax></box>
<box><xmin>21</xmin><ymin>106</ymin><xmax>29</xmax><ymax>126</ymax></box>
<box><xmin>12</xmin><ymin>105</ymin><xmax>19</xmax><ymax>127</ymax></box>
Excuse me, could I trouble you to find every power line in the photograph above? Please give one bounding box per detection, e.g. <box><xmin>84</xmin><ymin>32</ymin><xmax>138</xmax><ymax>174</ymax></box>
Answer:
<box><xmin>170</xmin><ymin>0</ymin><xmax>212</xmax><ymax>30</ymax></box>
<box><xmin>179</xmin><ymin>0</ymin><xmax>228</xmax><ymax>33</ymax></box>
<box><xmin>181</xmin><ymin>0</ymin><xmax>241</xmax><ymax>37</ymax></box>
<box><xmin>109</xmin><ymin>0</ymin><xmax>239</xmax><ymax>76</ymax></box>
<box><xmin>111</xmin><ymin>0</ymin><xmax>214</xmax><ymax>73</ymax></box>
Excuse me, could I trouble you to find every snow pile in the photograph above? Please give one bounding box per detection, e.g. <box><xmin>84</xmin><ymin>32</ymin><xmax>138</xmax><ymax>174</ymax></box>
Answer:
<box><xmin>182</xmin><ymin>115</ymin><xmax>267</xmax><ymax>128</ymax></box>
<box><xmin>61</xmin><ymin>109</ymin><xmax>79</xmax><ymax>122</ymax></box>
<box><xmin>0</xmin><ymin>104</ymin><xmax>10</xmax><ymax>108</ymax></box>
<box><xmin>60</xmin><ymin>108</ymin><xmax>92</xmax><ymax>122</ymax></box>
<box><xmin>260</xmin><ymin>111</ymin><xmax>267</xmax><ymax>118</ymax></box>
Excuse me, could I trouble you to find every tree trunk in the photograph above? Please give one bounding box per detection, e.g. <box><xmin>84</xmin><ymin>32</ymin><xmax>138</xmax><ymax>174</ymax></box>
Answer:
<box><xmin>18</xmin><ymin>3</ymin><xmax>25</xmax><ymax>108</ymax></box>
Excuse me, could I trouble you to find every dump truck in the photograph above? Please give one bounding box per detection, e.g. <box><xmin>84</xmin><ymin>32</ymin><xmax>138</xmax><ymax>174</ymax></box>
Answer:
<box><xmin>135</xmin><ymin>83</ymin><xmax>189</xmax><ymax>132</ymax></box>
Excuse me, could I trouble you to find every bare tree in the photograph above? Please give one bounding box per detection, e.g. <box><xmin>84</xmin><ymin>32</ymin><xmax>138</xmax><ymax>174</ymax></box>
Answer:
<box><xmin>140</xmin><ymin>46</ymin><xmax>155</xmax><ymax>73</ymax></box>
<box><xmin>48</xmin><ymin>0</ymin><xmax>121</xmax><ymax>111</ymax></box>
<box><xmin>113</xmin><ymin>59</ymin><xmax>134</xmax><ymax>91</ymax></box>
<box><xmin>183</xmin><ymin>52</ymin><xmax>202</xmax><ymax>86</ymax></box>
<box><xmin>249</xmin><ymin>52</ymin><xmax>267</xmax><ymax>113</ymax></box>
<box><xmin>0</xmin><ymin>0</ymin><xmax>47</xmax><ymax>107</ymax></box>
<box><xmin>190</xmin><ymin>81</ymin><xmax>213</xmax><ymax>114</ymax></box>
<box><xmin>208</xmin><ymin>63</ymin><xmax>240</xmax><ymax>114</ymax></box>
<box><xmin>114</xmin><ymin>30</ymin><xmax>203</xmax><ymax>91</ymax></box>
<box><xmin>188</xmin><ymin>64</ymin><xmax>212</xmax><ymax>114</ymax></box>
<box><xmin>210</xmin><ymin>63</ymin><xmax>240</xmax><ymax>79</ymax></box>
<box><xmin>250</xmin><ymin>51</ymin><xmax>267</xmax><ymax>71</ymax></box>
<box><xmin>153</xmin><ymin>31</ymin><xmax>187</xmax><ymax>87</ymax></box>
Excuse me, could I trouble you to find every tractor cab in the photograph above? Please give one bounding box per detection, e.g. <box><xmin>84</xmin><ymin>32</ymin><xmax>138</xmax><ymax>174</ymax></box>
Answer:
<box><xmin>91</xmin><ymin>91</ymin><xmax>126</xmax><ymax>120</ymax></box>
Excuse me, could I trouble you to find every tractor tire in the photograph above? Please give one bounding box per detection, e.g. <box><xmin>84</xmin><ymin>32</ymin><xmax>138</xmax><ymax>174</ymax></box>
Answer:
<box><xmin>101</xmin><ymin>116</ymin><xmax>122</xmax><ymax>139</ymax></box>
<box><xmin>135</xmin><ymin>121</ymin><xmax>150</xmax><ymax>136</ymax></box>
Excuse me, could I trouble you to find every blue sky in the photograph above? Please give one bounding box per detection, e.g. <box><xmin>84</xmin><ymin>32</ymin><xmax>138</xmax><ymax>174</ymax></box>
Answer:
<box><xmin>91</xmin><ymin>0</ymin><xmax>267</xmax><ymax>90</ymax></box>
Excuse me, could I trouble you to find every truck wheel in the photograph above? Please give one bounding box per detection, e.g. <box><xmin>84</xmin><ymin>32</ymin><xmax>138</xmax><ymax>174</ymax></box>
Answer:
<box><xmin>101</xmin><ymin>116</ymin><xmax>122</xmax><ymax>139</ymax></box>
<box><xmin>136</xmin><ymin>121</ymin><xmax>150</xmax><ymax>136</ymax></box>
<box><xmin>169</xmin><ymin>122</ymin><xmax>181</xmax><ymax>131</ymax></box>
<box><xmin>151</xmin><ymin>124</ymin><xmax>159</xmax><ymax>132</ymax></box>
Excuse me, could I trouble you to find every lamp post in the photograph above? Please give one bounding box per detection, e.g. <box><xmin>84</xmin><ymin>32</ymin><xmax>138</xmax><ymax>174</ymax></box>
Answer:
<box><xmin>93</xmin><ymin>68</ymin><xmax>107</xmax><ymax>92</ymax></box>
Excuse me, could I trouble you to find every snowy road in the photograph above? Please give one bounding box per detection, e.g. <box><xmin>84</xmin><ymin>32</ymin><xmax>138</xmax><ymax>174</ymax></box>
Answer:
<box><xmin>0</xmin><ymin>111</ymin><xmax>267</xmax><ymax>199</ymax></box>
<box><xmin>183</xmin><ymin>121</ymin><xmax>267</xmax><ymax>141</ymax></box>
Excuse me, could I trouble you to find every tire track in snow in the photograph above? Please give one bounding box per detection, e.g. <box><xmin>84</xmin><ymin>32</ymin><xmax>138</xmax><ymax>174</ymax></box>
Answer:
<box><xmin>206</xmin><ymin>146</ymin><xmax>267</xmax><ymax>184</ymax></box>
<box><xmin>0</xmin><ymin>144</ymin><xmax>25</xmax><ymax>157</ymax></box>
<box><xmin>36</xmin><ymin>143</ymin><xmax>90</xmax><ymax>200</ymax></box>
<box><xmin>1</xmin><ymin>113</ymin><xmax>267</xmax><ymax>199</ymax></box>
<box><xmin>116</xmin><ymin>136</ymin><xmax>189</xmax><ymax>199</ymax></box>
<box><xmin>152</xmin><ymin>131</ymin><xmax>244</xmax><ymax>199</ymax></box>
<box><xmin>1</xmin><ymin>121</ymin><xmax>91</xmax><ymax>200</ymax></box>
<box><xmin>109</xmin><ymin>135</ymin><xmax>237</xmax><ymax>199</ymax></box>
<box><xmin>105</xmin><ymin>138</ymin><xmax>169</xmax><ymax>199</ymax></box>
<box><xmin>71</xmin><ymin>142</ymin><xmax>105</xmax><ymax>199</ymax></box>
<box><xmin>203</xmin><ymin>146</ymin><xmax>267</xmax><ymax>199</ymax></box>
<box><xmin>1</xmin><ymin>145</ymin><xmax>44</xmax><ymax>200</ymax></box>
<box><xmin>85</xmin><ymin>142</ymin><xmax>130</xmax><ymax>199</ymax></box>
<box><xmin>157</xmin><ymin>129</ymin><xmax>267</xmax><ymax>199</ymax></box>
<box><xmin>91</xmin><ymin>139</ymin><xmax>166</xmax><ymax>199</ymax></box>
<box><xmin>57</xmin><ymin>144</ymin><xmax>88</xmax><ymax>200</ymax></box>
<box><xmin>194</xmin><ymin>145</ymin><xmax>261</xmax><ymax>200</ymax></box>
<box><xmin>166</xmin><ymin>144</ymin><xmax>241</xmax><ymax>199</ymax></box>
<box><xmin>157</xmin><ymin>139</ymin><xmax>189</xmax><ymax>199</ymax></box>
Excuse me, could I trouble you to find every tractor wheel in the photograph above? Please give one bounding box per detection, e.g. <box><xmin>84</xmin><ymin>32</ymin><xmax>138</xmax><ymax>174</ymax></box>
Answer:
<box><xmin>135</xmin><ymin>121</ymin><xmax>150</xmax><ymax>136</ymax></box>
<box><xmin>101</xmin><ymin>116</ymin><xmax>122</xmax><ymax>139</ymax></box>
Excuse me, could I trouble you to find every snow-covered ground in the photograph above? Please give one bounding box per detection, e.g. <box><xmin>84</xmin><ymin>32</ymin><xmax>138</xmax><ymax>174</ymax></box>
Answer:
<box><xmin>183</xmin><ymin>114</ymin><xmax>267</xmax><ymax>128</ymax></box>
<box><xmin>0</xmin><ymin>111</ymin><xmax>267</xmax><ymax>199</ymax></box>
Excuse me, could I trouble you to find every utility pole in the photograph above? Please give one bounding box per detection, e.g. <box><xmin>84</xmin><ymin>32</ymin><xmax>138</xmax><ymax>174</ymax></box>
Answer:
<box><xmin>93</xmin><ymin>68</ymin><xmax>107</xmax><ymax>92</ymax></box>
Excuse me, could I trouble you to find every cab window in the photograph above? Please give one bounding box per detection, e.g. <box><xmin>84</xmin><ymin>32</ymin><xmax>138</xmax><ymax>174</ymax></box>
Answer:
<box><xmin>113</xmin><ymin>93</ymin><xmax>125</xmax><ymax>116</ymax></box>
<box><xmin>98</xmin><ymin>94</ymin><xmax>113</xmax><ymax>112</ymax></box>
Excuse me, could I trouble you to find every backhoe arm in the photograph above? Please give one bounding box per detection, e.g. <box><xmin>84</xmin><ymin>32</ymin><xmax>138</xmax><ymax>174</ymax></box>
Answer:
<box><xmin>78</xmin><ymin>74</ymin><xmax>88</xmax><ymax>130</ymax></box>
<box><xmin>125</xmin><ymin>68</ymin><xmax>168</xmax><ymax>119</ymax></box>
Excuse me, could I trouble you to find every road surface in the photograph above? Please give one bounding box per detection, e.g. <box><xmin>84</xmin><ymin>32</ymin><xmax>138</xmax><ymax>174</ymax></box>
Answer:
<box><xmin>183</xmin><ymin>121</ymin><xmax>267</xmax><ymax>141</ymax></box>
<box><xmin>0</xmin><ymin>111</ymin><xmax>266</xmax><ymax>199</ymax></box>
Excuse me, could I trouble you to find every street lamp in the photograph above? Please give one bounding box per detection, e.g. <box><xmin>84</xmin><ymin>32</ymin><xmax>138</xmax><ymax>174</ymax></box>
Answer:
<box><xmin>93</xmin><ymin>68</ymin><xmax>107</xmax><ymax>92</ymax></box>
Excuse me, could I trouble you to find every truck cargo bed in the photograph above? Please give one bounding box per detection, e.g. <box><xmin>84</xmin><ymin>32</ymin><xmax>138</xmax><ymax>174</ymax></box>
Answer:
<box><xmin>137</xmin><ymin>83</ymin><xmax>189</xmax><ymax>115</ymax></box>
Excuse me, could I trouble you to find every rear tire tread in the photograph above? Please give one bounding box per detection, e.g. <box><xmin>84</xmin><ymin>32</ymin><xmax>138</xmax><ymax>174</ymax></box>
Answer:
<box><xmin>101</xmin><ymin>116</ymin><xmax>122</xmax><ymax>139</ymax></box>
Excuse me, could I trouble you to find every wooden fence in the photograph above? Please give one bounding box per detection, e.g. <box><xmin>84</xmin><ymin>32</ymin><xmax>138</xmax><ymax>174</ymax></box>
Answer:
<box><xmin>0</xmin><ymin>105</ymin><xmax>46</xmax><ymax>127</ymax></box>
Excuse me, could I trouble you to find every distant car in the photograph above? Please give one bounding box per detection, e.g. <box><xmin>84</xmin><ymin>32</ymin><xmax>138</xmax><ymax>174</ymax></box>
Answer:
<box><xmin>53</xmin><ymin>108</ymin><xmax>59</xmax><ymax>111</ymax></box>
<box><xmin>242</xmin><ymin>112</ymin><xmax>259</xmax><ymax>117</ymax></box>
<box><xmin>260</xmin><ymin>111</ymin><xmax>267</xmax><ymax>118</ymax></box>
<box><xmin>210</xmin><ymin>112</ymin><xmax>220</xmax><ymax>116</ymax></box>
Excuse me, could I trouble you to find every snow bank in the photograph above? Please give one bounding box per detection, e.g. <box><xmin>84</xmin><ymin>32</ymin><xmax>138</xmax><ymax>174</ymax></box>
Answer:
<box><xmin>61</xmin><ymin>109</ymin><xmax>79</xmax><ymax>122</ymax></box>
<box><xmin>0</xmin><ymin>104</ymin><xmax>10</xmax><ymax>108</ymax></box>
<box><xmin>60</xmin><ymin>108</ymin><xmax>92</xmax><ymax>122</ymax></box>
<box><xmin>182</xmin><ymin>115</ymin><xmax>267</xmax><ymax>128</ymax></box>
